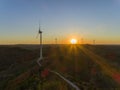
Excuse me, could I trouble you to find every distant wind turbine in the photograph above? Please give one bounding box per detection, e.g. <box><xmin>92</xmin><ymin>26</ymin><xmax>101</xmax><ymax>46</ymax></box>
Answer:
<box><xmin>55</xmin><ymin>38</ymin><xmax>57</xmax><ymax>44</ymax></box>
<box><xmin>93</xmin><ymin>40</ymin><xmax>95</xmax><ymax>45</ymax></box>
<box><xmin>81</xmin><ymin>38</ymin><xmax>84</xmax><ymax>44</ymax></box>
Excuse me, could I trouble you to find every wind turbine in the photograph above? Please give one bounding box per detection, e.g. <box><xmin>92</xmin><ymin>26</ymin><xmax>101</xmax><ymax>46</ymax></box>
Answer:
<box><xmin>81</xmin><ymin>38</ymin><xmax>84</xmax><ymax>44</ymax></box>
<box><xmin>37</xmin><ymin>24</ymin><xmax>43</xmax><ymax>66</ymax></box>
<box><xmin>93</xmin><ymin>40</ymin><xmax>95</xmax><ymax>45</ymax></box>
<box><xmin>55</xmin><ymin>38</ymin><xmax>57</xmax><ymax>44</ymax></box>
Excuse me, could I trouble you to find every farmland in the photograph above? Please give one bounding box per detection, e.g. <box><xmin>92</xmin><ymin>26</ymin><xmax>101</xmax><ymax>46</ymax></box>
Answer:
<box><xmin>0</xmin><ymin>44</ymin><xmax>120</xmax><ymax>89</ymax></box>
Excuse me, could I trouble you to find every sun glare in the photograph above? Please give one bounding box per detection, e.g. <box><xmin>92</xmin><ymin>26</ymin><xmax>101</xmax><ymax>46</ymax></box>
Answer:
<box><xmin>70</xmin><ymin>39</ymin><xmax>77</xmax><ymax>44</ymax></box>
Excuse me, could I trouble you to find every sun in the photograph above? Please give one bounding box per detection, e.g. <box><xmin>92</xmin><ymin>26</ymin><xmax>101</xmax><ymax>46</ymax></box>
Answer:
<box><xmin>70</xmin><ymin>39</ymin><xmax>77</xmax><ymax>44</ymax></box>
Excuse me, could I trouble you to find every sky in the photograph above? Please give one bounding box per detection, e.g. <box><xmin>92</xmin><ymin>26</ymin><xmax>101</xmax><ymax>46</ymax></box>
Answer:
<box><xmin>0</xmin><ymin>0</ymin><xmax>120</xmax><ymax>44</ymax></box>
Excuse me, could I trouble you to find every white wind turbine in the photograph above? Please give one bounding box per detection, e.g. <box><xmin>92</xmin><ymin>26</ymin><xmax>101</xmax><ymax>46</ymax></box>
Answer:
<box><xmin>37</xmin><ymin>24</ymin><xmax>43</xmax><ymax>66</ymax></box>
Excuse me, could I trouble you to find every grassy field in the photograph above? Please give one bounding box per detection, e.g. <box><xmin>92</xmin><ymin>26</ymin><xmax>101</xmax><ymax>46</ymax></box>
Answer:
<box><xmin>0</xmin><ymin>44</ymin><xmax>120</xmax><ymax>90</ymax></box>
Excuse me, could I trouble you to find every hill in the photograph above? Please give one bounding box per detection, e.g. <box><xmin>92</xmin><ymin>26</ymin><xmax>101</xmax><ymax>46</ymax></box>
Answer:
<box><xmin>0</xmin><ymin>44</ymin><xmax>120</xmax><ymax>90</ymax></box>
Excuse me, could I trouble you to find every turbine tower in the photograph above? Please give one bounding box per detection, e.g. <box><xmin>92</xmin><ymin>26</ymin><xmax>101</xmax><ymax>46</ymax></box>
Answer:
<box><xmin>37</xmin><ymin>24</ymin><xmax>43</xmax><ymax>66</ymax></box>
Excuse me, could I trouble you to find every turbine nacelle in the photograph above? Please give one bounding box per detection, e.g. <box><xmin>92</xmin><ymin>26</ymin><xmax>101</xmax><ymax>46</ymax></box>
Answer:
<box><xmin>39</xmin><ymin>30</ymin><xmax>42</xmax><ymax>33</ymax></box>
